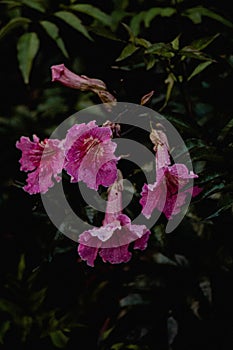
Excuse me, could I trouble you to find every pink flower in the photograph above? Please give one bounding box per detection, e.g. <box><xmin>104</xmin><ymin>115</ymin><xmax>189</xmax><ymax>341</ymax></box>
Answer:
<box><xmin>140</xmin><ymin>128</ymin><xmax>199</xmax><ymax>219</ymax></box>
<box><xmin>140</xmin><ymin>164</ymin><xmax>198</xmax><ymax>219</ymax></box>
<box><xmin>51</xmin><ymin>64</ymin><xmax>116</xmax><ymax>104</ymax></box>
<box><xmin>78</xmin><ymin>172</ymin><xmax>151</xmax><ymax>266</ymax></box>
<box><xmin>150</xmin><ymin>127</ymin><xmax>170</xmax><ymax>169</ymax></box>
<box><xmin>16</xmin><ymin>135</ymin><xmax>64</xmax><ymax>194</ymax></box>
<box><xmin>64</xmin><ymin>121</ymin><xmax>119</xmax><ymax>190</ymax></box>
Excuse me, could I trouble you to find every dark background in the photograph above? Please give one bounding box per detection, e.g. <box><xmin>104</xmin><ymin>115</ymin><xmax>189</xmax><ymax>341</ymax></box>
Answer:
<box><xmin>0</xmin><ymin>0</ymin><xmax>233</xmax><ymax>349</ymax></box>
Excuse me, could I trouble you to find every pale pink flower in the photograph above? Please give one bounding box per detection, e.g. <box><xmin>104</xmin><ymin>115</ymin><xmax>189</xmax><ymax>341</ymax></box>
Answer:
<box><xmin>140</xmin><ymin>128</ymin><xmax>199</xmax><ymax>219</ymax></box>
<box><xmin>51</xmin><ymin>64</ymin><xmax>116</xmax><ymax>104</ymax></box>
<box><xmin>16</xmin><ymin>135</ymin><xmax>64</xmax><ymax>194</ymax></box>
<box><xmin>64</xmin><ymin>121</ymin><xmax>119</xmax><ymax>190</ymax></box>
<box><xmin>150</xmin><ymin>127</ymin><xmax>170</xmax><ymax>169</ymax></box>
<box><xmin>140</xmin><ymin>164</ymin><xmax>198</xmax><ymax>219</ymax></box>
<box><xmin>78</xmin><ymin>172</ymin><xmax>151</xmax><ymax>266</ymax></box>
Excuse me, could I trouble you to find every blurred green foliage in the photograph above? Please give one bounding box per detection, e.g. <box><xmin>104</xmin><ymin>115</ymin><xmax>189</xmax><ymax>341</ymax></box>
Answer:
<box><xmin>0</xmin><ymin>0</ymin><xmax>233</xmax><ymax>349</ymax></box>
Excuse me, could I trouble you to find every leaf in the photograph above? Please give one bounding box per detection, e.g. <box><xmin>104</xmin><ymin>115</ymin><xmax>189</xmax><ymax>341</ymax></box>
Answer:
<box><xmin>121</xmin><ymin>23</ymin><xmax>135</xmax><ymax>42</ymax></box>
<box><xmin>134</xmin><ymin>37</ymin><xmax>151</xmax><ymax>48</ymax></box>
<box><xmin>183</xmin><ymin>7</ymin><xmax>233</xmax><ymax>28</ymax></box>
<box><xmin>50</xmin><ymin>330</ymin><xmax>69</xmax><ymax>348</ymax></box>
<box><xmin>144</xmin><ymin>7</ymin><xmax>176</xmax><ymax>27</ymax></box>
<box><xmin>17</xmin><ymin>254</ymin><xmax>25</xmax><ymax>280</ymax></box>
<box><xmin>0</xmin><ymin>17</ymin><xmax>31</xmax><ymax>41</ymax></box>
<box><xmin>190</xmin><ymin>34</ymin><xmax>220</xmax><ymax>51</ymax></box>
<box><xmin>201</xmin><ymin>183</ymin><xmax>225</xmax><ymax>199</ymax></box>
<box><xmin>17</xmin><ymin>32</ymin><xmax>40</xmax><ymax>84</ymax></box>
<box><xmin>145</xmin><ymin>54</ymin><xmax>156</xmax><ymax>70</ymax></box>
<box><xmin>111</xmin><ymin>344</ymin><xmax>124</xmax><ymax>350</ymax></box>
<box><xmin>70</xmin><ymin>4</ymin><xmax>112</xmax><ymax>27</ymax></box>
<box><xmin>0</xmin><ymin>1</ymin><xmax>21</xmax><ymax>5</ymax></box>
<box><xmin>159</xmin><ymin>73</ymin><xmax>175</xmax><ymax>111</ymax></box>
<box><xmin>29</xmin><ymin>288</ymin><xmax>47</xmax><ymax>312</ymax></box>
<box><xmin>218</xmin><ymin>118</ymin><xmax>233</xmax><ymax>141</ymax></box>
<box><xmin>116</xmin><ymin>43</ymin><xmax>139</xmax><ymax>61</ymax></box>
<box><xmin>167</xmin><ymin>316</ymin><xmax>178</xmax><ymax>345</ymax></box>
<box><xmin>88</xmin><ymin>26</ymin><xmax>123</xmax><ymax>42</ymax></box>
<box><xmin>141</xmin><ymin>90</ymin><xmax>154</xmax><ymax>105</ymax></box>
<box><xmin>130</xmin><ymin>11</ymin><xmax>145</xmax><ymax>36</ymax></box>
<box><xmin>0</xmin><ymin>299</ymin><xmax>22</xmax><ymax>319</ymax></box>
<box><xmin>179</xmin><ymin>47</ymin><xmax>211</xmax><ymax>61</ymax></box>
<box><xmin>204</xmin><ymin>203</ymin><xmax>232</xmax><ymax>220</ymax></box>
<box><xmin>145</xmin><ymin>43</ymin><xmax>174</xmax><ymax>58</ymax></box>
<box><xmin>54</xmin><ymin>11</ymin><xmax>92</xmax><ymax>41</ymax></box>
<box><xmin>40</xmin><ymin>21</ymin><xmax>68</xmax><ymax>58</ymax></box>
<box><xmin>21</xmin><ymin>316</ymin><xmax>33</xmax><ymax>342</ymax></box>
<box><xmin>188</xmin><ymin>61</ymin><xmax>213</xmax><ymax>81</ymax></box>
<box><xmin>171</xmin><ymin>34</ymin><xmax>180</xmax><ymax>50</ymax></box>
<box><xmin>21</xmin><ymin>0</ymin><xmax>46</xmax><ymax>12</ymax></box>
<box><xmin>0</xmin><ymin>321</ymin><xmax>10</xmax><ymax>344</ymax></box>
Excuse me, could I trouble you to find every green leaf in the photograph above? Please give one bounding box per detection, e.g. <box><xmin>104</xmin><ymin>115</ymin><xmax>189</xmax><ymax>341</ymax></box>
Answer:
<box><xmin>0</xmin><ymin>321</ymin><xmax>10</xmax><ymax>344</ymax></box>
<box><xmin>144</xmin><ymin>7</ymin><xmax>176</xmax><ymax>27</ymax></box>
<box><xmin>111</xmin><ymin>343</ymin><xmax>124</xmax><ymax>350</ymax></box>
<box><xmin>0</xmin><ymin>299</ymin><xmax>22</xmax><ymax>319</ymax></box>
<box><xmin>29</xmin><ymin>288</ymin><xmax>47</xmax><ymax>312</ymax></box>
<box><xmin>204</xmin><ymin>203</ymin><xmax>232</xmax><ymax>220</ymax></box>
<box><xmin>21</xmin><ymin>0</ymin><xmax>46</xmax><ymax>12</ymax></box>
<box><xmin>183</xmin><ymin>7</ymin><xmax>233</xmax><ymax>28</ymax></box>
<box><xmin>40</xmin><ymin>21</ymin><xmax>68</xmax><ymax>58</ymax></box>
<box><xmin>171</xmin><ymin>34</ymin><xmax>180</xmax><ymax>50</ymax></box>
<box><xmin>179</xmin><ymin>47</ymin><xmax>211</xmax><ymax>61</ymax></box>
<box><xmin>130</xmin><ymin>11</ymin><xmax>145</xmax><ymax>36</ymax></box>
<box><xmin>0</xmin><ymin>17</ymin><xmax>31</xmax><ymax>41</ymax></box>
<box><xmin>188</xmin><ymin>61</ymin><xmax>213</xmax><ymax>81</ymax></box>
<box><xmin>159</xmin><ymin>73</ymin><xmax>175</xmax><ymax>111</ymax></box>
<box><xmin>54</xmin><ymin>11</ymin><xmax>92</xmax><ymax>41</ymax></box>
<box><xmin>88</xmin><ymin>26</ymin><xmax>123</xmax><ymax>42</ymax></box>
<box><xmin>0</xmin><ymin>1</ymin><xmax>21</xmax><ymax>6</ymax></box>
<box><xmin>116</xmin><ymin>43</ymin><xmax>139</xmax><ymax>61</ymax></box>
<box><xmin>21</xmin><ymin>316</ymin><xmax>33</xmax><ymax>342</ymax></box>
<box><xmin>69</xmin><ymin>4</ymin><xmax>112</xmax><ymax>27</ymax></box>
<box><xmin>218</xmin><ymin>118</ymin><xmax>233</xmax><ymax>141</ymax></box>
<box><xmin>145</xmin><ymin>43</ymin><xmax>174</xmax><ymax>58</ymax></box>
<box><xmin>201</xmin><ymin>183</ymin><xmax>225</xmax><ymax>199</ymax></box>
<box><xmin>190</xmin><ymin>34</ymin><xmax>220</xmax><ymax>51</ymax></box>
<box><xmin>17</xmin><ymin>32</ymin><xmax>40</xmax><ymax>84</ymax></box>
<box><xmin>134</xmin><ymin>37</ymin><xmax>151</xmax><ymax>48</ymax></box>
<box><xmin>17</xmin><ymin>254</ymin><xmax>25</xmax><ymax>280</ymax></box>
<box><xmin>144</xmin><ymin>54</ymin><xmax>156</xmax><ymax>70</ymax></box>
<box><xmin>50</xmin><ymin>330</ymin><xmax>69</xmax><ymax>348</ymax></box>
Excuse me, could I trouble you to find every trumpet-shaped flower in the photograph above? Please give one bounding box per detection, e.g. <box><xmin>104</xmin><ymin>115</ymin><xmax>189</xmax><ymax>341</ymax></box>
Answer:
<box><xmin>140</xmin><ymin>129</ymin><xmax>199</xmax><ymax>219</ymax></box>
<box><xmin>51</xmin><ymin>64</ymin><xmax>116</xmax><ymax>104</ymax></box>
<box><xmin>78</xmin><ymin>172</ymin><xmax>151</xmax><ymax>266</ymax></box>
<box><xmin>64</xmin><ymin>121</ymin><xmax>119</xmax><ymax>190</ymax></box>
<box><xmin>16</xmin><ymin>135</ymin><xmax>64</xmax><ymax>194</ymax></box>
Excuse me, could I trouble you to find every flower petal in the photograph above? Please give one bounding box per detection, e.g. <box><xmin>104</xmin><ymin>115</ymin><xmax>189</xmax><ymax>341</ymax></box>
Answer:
<box><xmin>65</xmin><ymin>123</ymin><xmax>118</xmax><ymax>190</ymax></box>
<box><xmin>99</xmin><ymin>245</ymin><xmax>131</xmax><ymax>264</ymax></box>
<box><xmin>134</xmin><ymin>229</ymin><xmax>151</xmax><ymax>250</ymax></box>
<box><xmin>140</xmin><ymin>182</ymin><xmax>166</xmax><ymax>219</ymax></box>
<box><xmin>16</xmin><ymin>135</ymin><xmax>64</xmax><ymax>194</ymax></box>
<box><xmin>78</xmin><ymin>244</ymin><xmax>98</xmax><ymax>267</ymax></box>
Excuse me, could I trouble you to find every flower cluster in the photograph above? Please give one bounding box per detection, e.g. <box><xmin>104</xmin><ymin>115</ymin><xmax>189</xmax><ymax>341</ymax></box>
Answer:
<box><xmin>16</xmin><ymin>121</ymin><xmax>118</xmax><ymax>194</ymax></box>
<box><xmin>16</xmin><ymin>64</ymin><xmax>200</xmax><ymax>266</ymax></box>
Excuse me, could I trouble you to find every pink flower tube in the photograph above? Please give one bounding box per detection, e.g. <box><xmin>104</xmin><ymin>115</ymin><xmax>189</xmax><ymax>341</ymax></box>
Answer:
<box><xmin>51</xmin><ymin>64</ymin><xmax>116</xmax><ymax>104</ymax></box>
<box><xmin>140</xmin><ymin>128</ymin><xmax>200</xmax><ymax>219</ymax></box>
<box><xmin>78</xmin><ymin>172</ymin><xmax>151</xmax><ymax>266</ymax></box>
